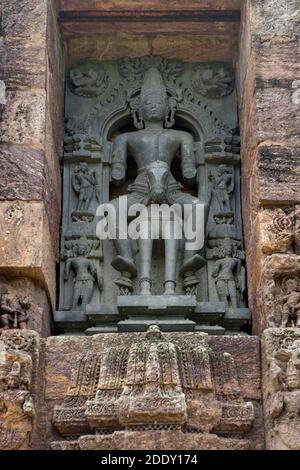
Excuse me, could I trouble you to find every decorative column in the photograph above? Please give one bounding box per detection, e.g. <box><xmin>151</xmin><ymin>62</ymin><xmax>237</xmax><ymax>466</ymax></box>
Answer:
<box><xmin>0</xmin><ymin>0</ymin><xmax>64</xmax><ymax>335</ymax></box>
<box><xmin>238</xmin><ymin>0</ymin><xmax>300</xmax><ymax>335</ymax></box>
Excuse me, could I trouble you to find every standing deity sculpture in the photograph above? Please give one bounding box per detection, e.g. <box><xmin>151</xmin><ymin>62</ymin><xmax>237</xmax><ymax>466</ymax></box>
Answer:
<box><xmin>209</xmin><ymin>238</ymin><xmax>245</xmax><ymax>309</ymax></box>
<box><xmin>72</xmin><ymin>162</ymin><xmax>99</xmax><ymax>212</ymax></box>
<box><xmin>63</xmin><ymin>237</ymin><xmax>98</xmax><ymax>311</ymax></box>
<box><xmin>108</xmin><ymin>67</ymin><xmax>205</xmax><ymax>295</ymax></box>
<box><xmin>208</xmin><ymin>165</ymin><xmax>234</xmax><ymax>216</ymax></box>
<box><xmin>279</xmin><ymin>278</ymin><xmax>300</xmax><ymax>327</ymax></box>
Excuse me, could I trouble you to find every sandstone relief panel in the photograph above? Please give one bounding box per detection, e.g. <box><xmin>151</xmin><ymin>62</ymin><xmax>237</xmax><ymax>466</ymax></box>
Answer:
<box><xmin>0</xmin><ymin>330</ymin><xmax>40</xmax><ymax>450</ymax></box>
<box><xmin>42</xmin><ymin>328</ymin><xmax>262</xmax><ymax>450</ymax></box>
<box><xmin>262</xmin><ymin>328</ymin><xmax>300</xmax><ymax>450</ymax></box>
<box><xmin>56</xmin><ymin>55</ymin><xmax>249</xmax><ymax>336</ymax></box>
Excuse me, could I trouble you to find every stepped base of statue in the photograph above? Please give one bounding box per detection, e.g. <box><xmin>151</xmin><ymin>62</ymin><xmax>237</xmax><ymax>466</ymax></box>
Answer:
<box><xmin>54</xmin><ymin>302</ymin><xmax>250</xmax><ymax>334</ymax></box>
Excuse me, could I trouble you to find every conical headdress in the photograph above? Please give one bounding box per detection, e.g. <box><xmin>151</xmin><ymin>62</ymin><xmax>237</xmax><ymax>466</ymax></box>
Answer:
<box><xmin>140</xmin><ymin>67</ymin><xmax>167</xmax><ymax>102</ymax></box>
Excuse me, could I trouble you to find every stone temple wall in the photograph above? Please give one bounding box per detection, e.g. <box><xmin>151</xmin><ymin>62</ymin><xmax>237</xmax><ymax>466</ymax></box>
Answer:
<box><xmin>0</xmin><ymin>0</ymin><xmax>299</xmax><ymax>450</ymax></box>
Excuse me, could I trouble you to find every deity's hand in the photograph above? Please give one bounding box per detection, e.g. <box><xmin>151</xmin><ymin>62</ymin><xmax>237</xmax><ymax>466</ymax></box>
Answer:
<box><xmin>183</xmin><ymin>164</ymin><xmax>197</xmax><ymax>184</ymax></box>
<box><xmin>111</xmin><ymin>163</ymin><xmax>125</xmax><ymax>186</ymax></box>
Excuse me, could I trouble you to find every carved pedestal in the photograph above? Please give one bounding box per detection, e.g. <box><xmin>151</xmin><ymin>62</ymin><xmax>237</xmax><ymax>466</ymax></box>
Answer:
<box><xmin>50</xmin><ymin>327</ymin><xmax>262</xmax><ymax>450</ymax></box>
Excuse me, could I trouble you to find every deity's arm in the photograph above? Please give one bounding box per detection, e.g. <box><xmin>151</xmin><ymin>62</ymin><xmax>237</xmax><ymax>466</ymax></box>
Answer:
<box><xmin>64</xmin><ymin>259</ymin><xmax>72</xmax><ymax>281</ymax></box>
<box><xmin>88</xmin><ymin>260</ymin><xmax>97</xmax><ymax>279</ymax></box>
<box><xmin>212</xmin><ymin>261</ymin><xmax>221</xmax><ymax>277</ymax></box>
<box><xmin>227</xmin><ymin>173</ymin><xmax>234</xmax><ymax>194</ymax></box>
<box><xmin>270</xmin><ymin>391</ymin><xmax>284</xmax><ymax>419</ymax></box>
<box><xmin>180</xmin><ymin>132</ymin><xmax>197</xmax><ymax>185</ymax></box>
<box><xmin>111</xmin><ymin>134</ymin><xmax>128</xmax><ymax>187</ymax></box>
<box><xmin>71</xmin><ymin>173</ymin><xmax>80</xmax><ymax>195</ymax></box>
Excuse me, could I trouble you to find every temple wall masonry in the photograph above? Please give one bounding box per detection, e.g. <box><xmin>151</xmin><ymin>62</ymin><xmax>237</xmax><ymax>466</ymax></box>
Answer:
<box><xmin>0</xmin><ymin>0</ymin><xmax>300</xmax><ymax>451</ymax></box>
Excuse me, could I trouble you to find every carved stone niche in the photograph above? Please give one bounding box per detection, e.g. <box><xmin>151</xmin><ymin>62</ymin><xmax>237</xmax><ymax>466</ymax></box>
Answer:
<box><xmin>0</xmin><ymin>330</ymin><xmax>40</xmax><ymax>450</ymax></box>
<box><xmin>257</xmin><ymin>254</ymin><xmax>300</xmax><ymax>331</ymax></box>
<box><xmin>262</xmin><ymin>328</ymin><xmax>300</xmax><ymax>450</ymax></box>
<box><xmin>50</xmin><ymin>327</ymin><xmax>261</xmax><ymax>450</ymax></box>
<box><xmin>56</xmin><ymin>55</ymin><xmax>249</xmax><ymax>335</ymax></box>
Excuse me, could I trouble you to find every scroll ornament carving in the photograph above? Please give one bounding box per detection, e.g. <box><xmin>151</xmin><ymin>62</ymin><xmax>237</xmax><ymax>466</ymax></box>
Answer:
<box><xmin>191</xmin><ymin>64</ymin><xmax>234</xmax><ymax>99</ymax></box>
<box><xmin>0</xmin><ymin>331</ymin><xmax>38</xmax><ymax>449</ymax></box>
<box><xmin>69</xmin><ymin>63</ymin><xmax>108</xmax><ymax>98</ymax></box>
<box><xmin>261</xmin><ymin>207</ymin><xmax>299</xmax><ymax>255</ymax></box>
<box><xmin>52</xmin><ymin>327</ymin><xmax>254</xmax><ymax>448</ymax></box>
<box><xmin>118</xmin><ymin>56</ymin><xmax>184</xmax><ymax>84</ymax></box>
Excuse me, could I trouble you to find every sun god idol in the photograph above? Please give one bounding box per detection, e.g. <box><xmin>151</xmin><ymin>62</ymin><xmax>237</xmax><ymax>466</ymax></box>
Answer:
<box><xmin>108</xmin><ymin>67</ymin><xmax>205</xmax><ymax>295</ymax></box>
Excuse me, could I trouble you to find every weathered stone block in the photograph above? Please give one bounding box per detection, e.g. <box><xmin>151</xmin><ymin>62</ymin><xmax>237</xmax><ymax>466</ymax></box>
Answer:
<box><xmin>0</xmin><ymin>145</ymin><xmax>44</xmax><ymax>200</ymax></box>
<box><xmin>250</xmin><ymin>0</ymin><xmax>300</xmax><ymax>36</ymax></box>
<box><xmin>0</xmin><ymin>201</ymin><xmax>56</xmax><ymax>309</ymax></box>
<box><xmin>258</xmin><ymin>208</ymin><xmax>297</xmax><ymax>255</ymax></box>
<box><xmin>44</xmin><ymin>330</ymin><xmax>262</xmax><ymax>450</ymax></box>
<box><xmin>0</xmin><ymin>90</ymin><xmax>46</xmax><ymax>147</ymax></box>
<box><xmin>0</xmin><ymin>330</ymin><xmax>41</xmax><ymax>450</ymax></box>
<box><xmin>0</xmin><ymin>144</ymin><xmax>61</xmax><ymax>256</ymax></box>
<box><xmin>262</xmin><ymin>328</ymin><xmax>300</xmax><ymax>450</ymax></box>
<box><xmin>255</xmin><ymin>88</ymin><xmax>300</xmax><ymax>142</ymax></box>
<box><xmin>256</xmin><ymin>143</ymin><xmax>300</xmax><ymax>203</ymax></box>
<box><xmin>256</xmin><ymin>254</ymin><xmax>300</xmax><ymax>334</ymax></box>
<box><xmin>1</xmin><ymin>0</ymin><xmax>47</xmax><ymax>37</ymax></box>
<box><xmin>0</xmin><ymin>36</ymin><xmax>46</xmax><ymax>90</ymax></box>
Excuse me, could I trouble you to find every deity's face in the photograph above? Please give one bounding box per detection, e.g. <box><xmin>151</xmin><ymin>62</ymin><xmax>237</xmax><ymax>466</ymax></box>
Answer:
<box><xmin>79</xmin><ymin>164</ymin><xmax>89</xmax><ymax>174</ymax></box>
<box><xmin>224</xmin><ymin>243</ymin><xmax>232</xmax><ymax>257</ymax></box>
<box><xmin>77</xmin><ymin>244</ymin><xmax>88</xmax><ymax>256</ymax></box>
<box><xmin>140</xmin><ymin>94</ymin><xmax>167</xmax><ymax>122</ymax></box>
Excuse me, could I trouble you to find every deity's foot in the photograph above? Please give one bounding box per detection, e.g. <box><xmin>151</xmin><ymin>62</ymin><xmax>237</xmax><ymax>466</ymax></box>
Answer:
<box><xmin>180</xmin><ymin>254</ymin><xmax>206</xmax><ymax>277</ymax></box>
<box><xmin>163</xmin><ymin>280</ymin><xmax>176</xmax><ymax>295</ymax></box>
<box><xmin>111</xmin><ymin>255</ymin><xmax>137</xmax><ymax>277</ymax></box>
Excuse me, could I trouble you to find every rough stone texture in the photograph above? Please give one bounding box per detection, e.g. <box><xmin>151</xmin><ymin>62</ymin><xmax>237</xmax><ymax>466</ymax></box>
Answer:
<box><xmin>238</xmin><ymin>0</ymin><xmax>300</xmax><ymax>335</ymax></box>
<box><xmin>67</xmin><ymin>33</ymin><xmax>238</xmax><ymax>65</ymax></box>
<box><xmin>262</xmin><ymin>328</ymin><xmax>300</xmax><ymax>450</ymax></box>
<box><xmin>0</xmin><ymin>330</ymin><xmax>41</xmax><ymax>450</ymax></box>
<box><xmin>0</xmin><ymin>0</ymin><xmax>64</xmax><ymax>332</ymax></box>
<box><xmin>0</xmin><ymin>201</ymin><xmax>56</xmax><ymax>310</ymax></box>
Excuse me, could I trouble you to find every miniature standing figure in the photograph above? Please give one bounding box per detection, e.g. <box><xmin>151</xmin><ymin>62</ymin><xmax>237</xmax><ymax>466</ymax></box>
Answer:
<box><xmin>72</xmin><ymin>162</ymin><xmax>98</xmax><ymax>212</ymax></box>
<box><xmin>64</xmin><ymin>237</ymin><xmax>98</xmax><ymax>311</ymax></box>
<box><xmin>208</xmin><ymin>165</ymin><xmax>234</xmax><ymax>215</ymax></box>
<box><xmin>0</xmin><ymin>293</ymin><xmax>30</xmax><ymax>330</ymax></box>
<box><xmin>280</xmin><ymin>279</ymin><xmax>300</xmax><ymax>327</ymax></box>
<box><xmin>211</xmin><ymin>239</ymin><xmax>244</xmax><ymax>309</ymax></box>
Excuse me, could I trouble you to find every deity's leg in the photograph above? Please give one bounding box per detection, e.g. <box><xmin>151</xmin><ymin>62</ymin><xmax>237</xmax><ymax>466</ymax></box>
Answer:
<box><xmin>139</xmin><ymin>242</ymin><xmax>153</xmax><ymax>295</ymax></box>
<box><xmin>139</xmin><ymin>234</ymin><xmax>153</xmax><ymax>295</ymax></box>
<box><xmin>72</xmin><ymin>282</ymin><xmax>82</xmax><ymax>310</ymax></box>
<box><xmin>80</xmin><ymin>280</ymin><xmax>94</xmax><ymax>311</ymax></box>
<box><xmin>163</xmin><ymin>219</ymin><xmax>179</xmax><ymax>295</ymax></box>
<box><xmin>109</xmin><ymin>196</ymin><xmax>138</xmax><ymax>277</ymax></box>
<box><xmin>215</xmin><ymin>280</ymin><xmax>229</xmax><ymax>308</ymax></box>
<box><xmin>228</xmin><ymin>280</ymin><xmax>238</xmax><ymax>308</ymax></box>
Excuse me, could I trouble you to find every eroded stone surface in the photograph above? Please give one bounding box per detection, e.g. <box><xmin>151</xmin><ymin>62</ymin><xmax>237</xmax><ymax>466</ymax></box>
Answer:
<box><xmin>0</xmin><ymin>330</ymin><xmax>40</xmax><ymax>450</ymax></box>
<box><xmin>46</xmin><ymin>329</ymin><xmax>262</xmax><ymax>450</ymax></box>
<box><xmin>262</xmin><ymin>328</ymin><xmax>300</xmax><ymax>450</ymax></box>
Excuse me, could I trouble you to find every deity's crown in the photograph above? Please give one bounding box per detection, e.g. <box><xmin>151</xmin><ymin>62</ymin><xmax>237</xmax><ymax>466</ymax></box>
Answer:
<box><xmin>140</xmin><ymin>67</ymin><xmax>167</xmax><ymax>102</ymax></box>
